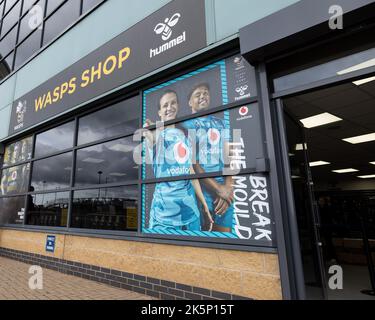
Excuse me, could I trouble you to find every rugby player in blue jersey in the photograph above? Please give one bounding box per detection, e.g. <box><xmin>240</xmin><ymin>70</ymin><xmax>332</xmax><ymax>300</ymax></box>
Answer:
<box><xmin>182</xmin><ymin>83</ymin><xmax>234</xmax><ymax>233</ymax></box>
<box><xmin>143</xmin><ymin>90</ymin><xmax>213</xmax><ymax>232</ymax></box>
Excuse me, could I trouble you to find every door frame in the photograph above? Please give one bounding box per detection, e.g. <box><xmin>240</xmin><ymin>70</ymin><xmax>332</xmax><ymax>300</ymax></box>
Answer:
<box><xmin>268</xmin><ymin>61</ymin><xmax>375</xmax><ymax>300</ymax></box>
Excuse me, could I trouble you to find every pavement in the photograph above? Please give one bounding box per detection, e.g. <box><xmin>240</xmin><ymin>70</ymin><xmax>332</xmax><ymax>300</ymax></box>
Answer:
<box><xmin>0</xmin><ymin>257</ymin><xmax>153</xmax><ymax>300</ymax></box>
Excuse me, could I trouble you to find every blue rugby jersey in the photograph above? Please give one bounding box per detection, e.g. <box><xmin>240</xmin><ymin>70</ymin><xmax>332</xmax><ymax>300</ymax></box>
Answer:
<box><xmin>149</xmin><ymin>127</ymin><xmax>200</xmax><ymax>227</ymax></box>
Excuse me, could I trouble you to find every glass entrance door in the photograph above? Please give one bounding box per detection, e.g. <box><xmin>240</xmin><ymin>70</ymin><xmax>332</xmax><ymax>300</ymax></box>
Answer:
<box><xmin>283</xmin><ymin>109</ymin><xmax>328</xmax><ymax>300</ymax></box>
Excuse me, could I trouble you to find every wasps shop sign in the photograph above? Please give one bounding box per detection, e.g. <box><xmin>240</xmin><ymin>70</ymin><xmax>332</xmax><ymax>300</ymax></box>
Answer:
<box><xmin>33</xmin><ymin>48</ymin><xmax>131</xmax><ymax>113</ymax></box>
<box><xmin>9</xmin><ymin>0</ymin><xmax>206</xmax><ymax>135</ymax></box>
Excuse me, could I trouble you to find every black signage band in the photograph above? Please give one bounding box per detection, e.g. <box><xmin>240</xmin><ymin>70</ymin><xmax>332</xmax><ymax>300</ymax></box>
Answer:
<box><xmin>9</xmin><ymin>0</ymin><xmax>207</xmax><ymax>135</ymax></box>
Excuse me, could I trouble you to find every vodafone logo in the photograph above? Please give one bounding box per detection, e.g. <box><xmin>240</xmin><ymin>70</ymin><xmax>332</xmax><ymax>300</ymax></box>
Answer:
<box><xmin>208</xmin><ymin>128</ymin><xmax>221</xmax><ymax>146</ymax></box>
<box><xmin>173</xmin><ymin>142</ymin><xmax>189</xmax><ymax>164</ymax></box>
<box><xmin>239</xmin><ymin>106</ymin><xmax>249</xmax><ymax>117</ymax></box>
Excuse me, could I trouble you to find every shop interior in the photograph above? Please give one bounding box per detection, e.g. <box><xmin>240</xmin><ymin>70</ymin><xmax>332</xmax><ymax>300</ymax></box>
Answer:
<box><xmin>283</xmin><ymin>76</ymin><xmax>375</xmax><ymax>300</ymax></box>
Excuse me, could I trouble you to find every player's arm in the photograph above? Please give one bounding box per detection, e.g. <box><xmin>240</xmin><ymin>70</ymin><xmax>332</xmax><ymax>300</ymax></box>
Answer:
<box><xmin>192</xmin><ymin>163</ymin><xmax>230</xmax><ymax>216</ymax></box>
<box><xmin>190</xmin><ymin>167</ymin><xmax>214</xmax><ymax>227</ymax></box>
<box><xmin>193</xmin><ymin>162</ymin><xmax>234</xmax><ymax>204</ymax></box>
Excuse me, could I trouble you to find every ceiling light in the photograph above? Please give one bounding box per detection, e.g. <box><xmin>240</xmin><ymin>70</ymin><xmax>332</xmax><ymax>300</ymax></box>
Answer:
<box><xmin>300</xmin><ymin>113</ymin><xmax>342</xmax><ymax>129</ymax></box>
<box><xmin>343</xmin><ymin>133</ymin><xmax>375</xmax><ymax>144</ymax></box>
<box><xmin>82</xmin><ymin>157</ymin><xmax>105</xmax><ymax>164</ymax></box>
<box><xmin>332</xmin><ymin>168</ymin><xmax>359</xmax><ymax>173</ymax></box>
<box><xmin>353</xmin><ymin>76</ymin><xmax>375</xmax><ymax>86</ymax></box>
<box><xmin>295</xmin><ymin>143</ymin><xmax>308</xmax><ymax>151</ymax></box>
<box><xmin>370</xmin><ymin>162</ymin><xmax>375</xmax><ymax>165</ymax></box>
<box><xmin>337</xmin><ymin>58</ymin><xmax>375</xmax><ymax>75</ymax></box>
<box><xmin>309</xmin><ymin>161</ymin><xmax>330</xmax><ymax>167</ymax></box>
<box><xmin>358</xmin><ymin>174</ymin><xmax>375</xmax><ymax>179</ymax></box>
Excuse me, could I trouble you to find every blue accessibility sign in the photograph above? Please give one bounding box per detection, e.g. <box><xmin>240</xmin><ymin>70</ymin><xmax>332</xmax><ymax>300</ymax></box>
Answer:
<box><xmin>46</xmin><ymin>235</ymin><xmax>56</xmax><ymax>253</ymax></box>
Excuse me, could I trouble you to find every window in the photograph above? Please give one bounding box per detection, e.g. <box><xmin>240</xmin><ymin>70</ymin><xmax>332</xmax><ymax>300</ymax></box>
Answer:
<box><xmin>14</xmin><ymin>28</ymin><xmax>41</xmax><ymax>68</ymax></box>
<box><xmin>3</xmin><ymin>136</ymin><xmax>33</xmax><ymax>167</ymax></box>
<box><xmin>34</xmin><ymin>121</ymin><xmax>74</xmax><ymax>158</ymax></box>
<box><xmin>0</xmin><ymin>196</ymin><xmax>25</xmax><ymax>225</ymax></box>
<box><xmin>1</xmin><ymin>0</ymin><xmax>20</xmax><ymax>36</ymax></box>
<box><xmin>46</xmin><ymin>0</ymin><xmax>65</xmax><ymax>16</ymax></box>
<box><xmin>0</xmin><ymin>51</ymin><xmax>14</xmax><ymax>77</ymax></box>
<box><xmin>0</xmin><ymin>53</ymin><xmax>273</xmax><ymax>249</ymax></box>
<box><xmin>0</xmin><ymin>0</ymin><xmax>106</xmax><ymax>81</ymax></box>
<box><xmin>0</xmin><ymin>2</ymin><xmax>4</xmax><ymax>19</ymax></box>
<box><xmin>0</xmin><ymin>135</ymin><xmax>33</xmax><ymax>225</ymax></box>
<box><xmin>43</xmin><ymin>0</ymin><xmax>80</xmax><ymax>45</ymax></box>
<box><xmin>27</xmin><ymin>191</ymin><xmax>69</xmax><ymax>227</ymax></box>
<box><xmin>1</xmin><ymin>163</ymin><xmax>30</xmax><ymax>195</ymax></box>
<box><xmin>4</xmin><ymin>0</ymin><xmax>18</xmax><ymax>15</ymax></box>
<box><xmin>71</xmin><ymin>186</ymin><xmax>138</xmax><ymax>231</ymax></box>
<box><xmin>82</xmin><ymin>0</ymin><xmax>103</xmax><ymax>14</ymax></box>
<box><xmin>78</xmin><ymin>96</ymin><xmax>139</xmax><ymax>146</ymax></box>
<box><xmin>22</xmin><ymin>0</ymin><xmax>37</xmax><ymax>15</ymax></box>
<box><xmin>31</xmin><ymin>152</ymin><xmax>73</xmax><ymax>192</ymax></box>
<box><xmin>0</xmin><ymin>94</ymin><xmax>139</xmax><ymax>231</ymax></box>
<box><xmin>0</xmin><ymin>24</ymin><xmax>17</xmax><ymax>57</ymax></box>
<box><xmin>18</xmin><ymin>0</ymin><xmax>45</xmax><ymax>44</ymax></box>
<box><xmin>75</xmin><ymin>137</ymin><xmax>138</xmax><ymax>187</ymax></box>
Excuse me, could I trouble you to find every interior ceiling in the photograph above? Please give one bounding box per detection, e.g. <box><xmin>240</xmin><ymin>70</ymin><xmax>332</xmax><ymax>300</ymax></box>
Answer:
<box><xmin>284</xmin><ymin>79</ymin><xmax>375</xmax><ymax>185</ymax></box>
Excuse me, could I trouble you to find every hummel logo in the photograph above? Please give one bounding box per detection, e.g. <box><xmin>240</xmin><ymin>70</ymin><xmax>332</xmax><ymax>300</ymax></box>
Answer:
<box><xmin>236</xmin><ymin>85</ymin><xmax>249</xmax><ymax>96</ymax></box>
<box><xmin>154</xmin><ymin>13</ymin><xmax>181</xmax><ymax>41</ymax></box>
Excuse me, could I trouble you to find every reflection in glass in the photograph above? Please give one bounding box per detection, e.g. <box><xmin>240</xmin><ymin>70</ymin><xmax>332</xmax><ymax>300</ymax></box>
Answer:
<box><xmin>31</xmin><ymin>152</ymin><xmax>72</xmax><ymax>191</ymax></box>
<box><xmin>26</xmin><ymin>192</ymin><xmax>69</xmax><ymax>227</ymax></box>
<box><xmin>0</xmin><ymin>196</ymin><xmax>25</xmax><ymax>225</ymax></box>
<box><xmin>15</xmin><ymin>29</ymin><xmax>42</xmax><ymax>68</ymax></box>
<box><xmin>78</xmin><ymin>96</ymin><xmax>140</xmax><ymax>145</ymax></box>
<box><xmin>82</xmin><ymin>0</ymin><xmax>104</xmax><ymax>14</ymax></box>
<box><xmin>18</xmin><ymin>0</ymin><xmax>45</xmax><ymax>43</ymax></box>
<box><xmin>71</xmin><ymin>186</ymin><xmax>138</xmax><ymax>231</ymax></box>
<box><xmin>1</xmin><ymin>163</ymin><xmax>30</xmax><ymax>195</ymax></box>
<box><xmin>46</xmin><ymin>0</ymin><xmax>65</xmax><ymax>16</ymax></box>
<box><xmin>43</xmin><ymin>0</ymin><xmax>80</xmax><ymax>45</ymax></box>
<box><xmin>3</xmin><ymin>136</ymin><xmax>33</xmax><ymax>167</ymax></box>
<box><xmin>4</xmin><ymin>0</ymin><xmax>18</xmax><ymax>15</ymax></box>
<box><xmin>75</xmin><ymin>137</ymin><xmax>138</xmax><ymax>187</ymax></box>
<box><xmin>0</xmin><ymin>25</ymin><xmax>17</xmax><ymax>57</ymax></box>
<box><xmin>1</xmin><ymin>0</ymin><xmax>21</xmax><ymax>36</ymax></box>
<box><xmin>0</xmin><ymin>2</ymin><xmax>4</xmax><ymax>19</ymax></box>
<box><xmin>0</xmin><ymin>52</ymin><xmax>14</xmax><ymax>79</ymax></box>
<box><xmin>34</xmin><ymin>121</ymin><xmax>74</xmax><ymax>158</ymax></box>
<box><xmin>22</xmin><ymin>0</ymin><xmax>39</xmax><ymax>15</ymax></box>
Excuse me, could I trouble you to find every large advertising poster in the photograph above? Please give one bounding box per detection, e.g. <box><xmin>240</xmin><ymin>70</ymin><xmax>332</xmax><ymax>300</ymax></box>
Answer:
<box><xmin>141</xmin><ymin>54</ymin><xmax>275</xmax><ymax>247</ymax></box>
<box><xmin>0</xmin><ymin>163</ymin><xmax>31</xmax><ymax>196</ymax></box>
<box><xmin>1</xmin><ymin>136</ymin><xmax>33</xmax><ymax>196</ymax></box>
<box><xmin>3</xmin><ymin>136</ymin><xmax>33</xmax><ymax>167</ymax></box>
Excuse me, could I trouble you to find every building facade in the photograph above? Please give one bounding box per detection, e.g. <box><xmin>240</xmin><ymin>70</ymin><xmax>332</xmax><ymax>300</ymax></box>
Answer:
<box><xmin>0</xmin><ymin>0</ymin><xmax>374</xmax><ymax>300</ymax></box>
